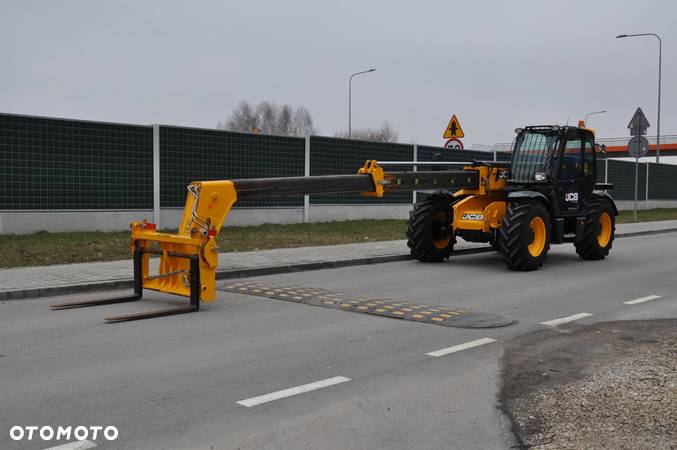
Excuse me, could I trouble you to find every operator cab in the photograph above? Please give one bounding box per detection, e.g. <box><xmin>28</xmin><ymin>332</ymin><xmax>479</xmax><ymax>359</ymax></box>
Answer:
<box><xmin>509</xmin><ymin>125</ymin><xmax>597</xmax><ymax>217</ymax></box>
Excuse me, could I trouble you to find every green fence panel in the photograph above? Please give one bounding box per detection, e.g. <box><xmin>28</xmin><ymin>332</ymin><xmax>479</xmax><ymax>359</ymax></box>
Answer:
<box><xmin>596</xmin><ymin>159</ymin><xmax>606</xmax><ymax>182</ymax></box>
<box><xmin>309</xmin><ymin>136</ymin><xmax>413</xmax><ymax>204</ymax></box>
<box><xmin>647</xmin><ymin>163</ymin><xmax>677</xmax><ymax>200</ymax></box>
<box><xmin>0</xmin><ymin>113</ymin><xmax>153</xmax><ymax>210</ymax></box>
<box><xmin>606</xmin><ymin>159</ymin><xmax>646</xmax><ymax>201</ymax></box>
<box><xmin>160</xmin><ymin>126</ymin><xmax>305</xmax><ymax>208</ymax></box>
<box><xmin>496</xmin><ymin>151</ymin><xmax>512</xmax><ymax>161</ymax></box>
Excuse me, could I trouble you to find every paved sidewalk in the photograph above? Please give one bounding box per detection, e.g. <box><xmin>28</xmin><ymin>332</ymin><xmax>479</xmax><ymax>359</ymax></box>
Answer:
<box><xmin>2</xmin><ymin>220</ymin><xmax>676</xmax><ymax>300</ymax></box>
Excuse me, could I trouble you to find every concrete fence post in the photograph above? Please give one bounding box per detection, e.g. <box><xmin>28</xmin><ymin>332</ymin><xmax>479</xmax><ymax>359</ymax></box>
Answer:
<box><xmin>152</xmin><ymin>124</ymin><xmax>161</xmax><ymax>229</ymax></box>
<box><xmin>303</xmin><ymin>135</ymin><xmax>310</xmax><ymax>223</ymax></box>
<box><xmin>412</xmin><ymin>144</ymin><xmax>418</xmax><ymax>205</ymax></box>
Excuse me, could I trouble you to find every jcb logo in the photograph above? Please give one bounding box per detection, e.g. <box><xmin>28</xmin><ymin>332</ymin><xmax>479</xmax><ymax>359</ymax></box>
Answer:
<box><xmin>461</xmin><ymin>213</ymin><xmax>484</xmax><ymax>221</ymax></box>
<box><xmin>565</xmin><ymin>192</ymin><xmax>579</xmax><ymax>203</ymax></box>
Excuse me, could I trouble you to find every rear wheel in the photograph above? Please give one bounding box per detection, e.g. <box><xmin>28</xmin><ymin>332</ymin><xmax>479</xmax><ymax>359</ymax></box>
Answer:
<box><xmin>575</xmin><ymin>199</ymin><xmax>615</xmax><ymax>260</ymax></box>
<box><xmin>406</xmin><ymin>193</ymin><xmax>454</xmax><ymax>262</ymax></box>
<box><xmin>499</xmin><ymin>202</ymin><xmax>551</xmax><ymax>271</ymax></box>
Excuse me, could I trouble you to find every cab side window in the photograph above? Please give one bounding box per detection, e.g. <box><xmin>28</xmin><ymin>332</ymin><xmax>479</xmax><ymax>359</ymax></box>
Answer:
<box><xmin>560</xmin><ymin>139</ymin><xmax>584</xmax><ymax>179</ymax></box>
<box><xmin>583</xmin><ymin>139</ymin><xmax>595</xmax><ymax>177</ymax></box>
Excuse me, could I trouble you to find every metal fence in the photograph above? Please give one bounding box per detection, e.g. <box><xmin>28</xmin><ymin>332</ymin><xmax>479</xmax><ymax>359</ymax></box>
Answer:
<box><xmin>2</xmin><ymin>112</ymin><xmax>677</xmax><ymax>225</ymax></box>
<box><xmin>309</xmin><ymin>136</ymin><xmax>413</xmax><ymax>204</ymax></box>
<box><xmin>159</xmin><ymin>125</ymin><xmax>305</xmax><ymax>208</ymax></box>
<box><xmin>0</xmin><ymin>113</ymin><xmax>153</xmax><ymax>210</ymax></box>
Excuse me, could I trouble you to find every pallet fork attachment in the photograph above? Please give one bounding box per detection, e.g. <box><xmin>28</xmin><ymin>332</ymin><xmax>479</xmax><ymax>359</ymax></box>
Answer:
<box><xmin>50</xmin><ymin>247</ymin><xmax>201</xmax><ymax>322</ymax></box>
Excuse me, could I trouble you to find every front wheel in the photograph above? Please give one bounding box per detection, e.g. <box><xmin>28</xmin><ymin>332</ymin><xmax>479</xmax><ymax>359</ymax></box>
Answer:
<box><xmin>406</xmin><ymin>193</ymin><xmax>454</xmax><ymax>262</ymax></box>
<box><xmin>499</xmin><ymin>202</ymin><xmax>551</xmax><ymax>271</ymax></box>
<box><xmin>575</xmin><ymin>200</ymin><xmax>615</xmax><ymax>260</ymax></box>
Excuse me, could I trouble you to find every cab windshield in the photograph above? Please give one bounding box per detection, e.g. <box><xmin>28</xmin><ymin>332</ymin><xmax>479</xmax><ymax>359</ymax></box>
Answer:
<box><xmin>510</xmin><ymin>131</ymin><xmax>560</xmax><ymax>183</ymax></box>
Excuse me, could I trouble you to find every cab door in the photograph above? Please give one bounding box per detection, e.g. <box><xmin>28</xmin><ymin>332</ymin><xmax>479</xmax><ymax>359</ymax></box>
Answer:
<box><xmin>555</xmin><ymin>129</ymin><xmax>596</xmax><ymax>216</ymax></box>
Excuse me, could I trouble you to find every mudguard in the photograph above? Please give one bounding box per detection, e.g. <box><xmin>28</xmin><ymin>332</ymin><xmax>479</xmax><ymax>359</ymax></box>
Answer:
<box><xmin>592</xmin><ymin>191</ymin><xmax>619</xmax><ymax>215</ymax></box>
<box><xmin>507</xmin><ymin>190</ymin><xmax>551</xmax><ymax>206</ymax></box>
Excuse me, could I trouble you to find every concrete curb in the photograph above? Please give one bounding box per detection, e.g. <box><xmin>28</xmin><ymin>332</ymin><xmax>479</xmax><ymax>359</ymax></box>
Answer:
<box><xmin>612</xmin><ymin>228</ymin><xmax>677</xmax><ymax>238</ymax></box>
<box><xmin>3</xmin><ymin>227</ymin><xmax>676</xmax><ymax>301</ymax></box>
<box><xmin>0</xmin><ymin>247</ymin><xmax>491</xmax><ymax>301</ymax></box>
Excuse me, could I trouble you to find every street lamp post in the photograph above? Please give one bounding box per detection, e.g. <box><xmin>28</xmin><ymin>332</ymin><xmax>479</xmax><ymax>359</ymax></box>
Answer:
<box><xmin>616</xmin><ymin>33</ymin><xmax>662</xmax><ymax>163</ymax></box>
<box><xmin>584</xmin><ymin>110</ymin><xmax>606</xmax><ymax>126</ymax></box>
<box><xmin>348</xmin><ymin>69</ymin><xmax>375</xmax><ymax>138</ymax></box>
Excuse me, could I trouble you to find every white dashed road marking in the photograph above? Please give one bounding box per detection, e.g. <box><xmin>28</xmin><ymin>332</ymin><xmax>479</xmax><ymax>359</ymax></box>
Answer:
<box><xmin>426</xmin><ymin>338</ymin><xmax>497</xmax><ymax>357</ymax></box>
<box><xmin>540</xmin><ymin>312</ymin><xmax>593</xmax><ymax>327</ymax></box>
<box><xmin>237</xmin><ymin>376</ymin><xmax>351</xmax><ymax>407</ymax></box>
<box><xmin>43</xmin><ymin>440</ymin><xmax>97</xmax><ymax>450</ymax></box>
<box><xmin>624</xmin><ymin>295</ymin><xmax>662</xmax><ymax>305</ymax></box>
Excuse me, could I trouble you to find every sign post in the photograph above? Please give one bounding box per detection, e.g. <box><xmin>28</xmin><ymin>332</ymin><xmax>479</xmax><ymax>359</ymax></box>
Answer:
<box><xmin>627</xmin><ymin>107</ymin><xmax>650</xmax><ymax>222</ymax></box>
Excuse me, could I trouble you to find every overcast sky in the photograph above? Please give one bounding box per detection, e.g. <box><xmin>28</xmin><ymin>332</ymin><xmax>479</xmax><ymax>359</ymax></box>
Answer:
<box><xmin>2</xmin><ymin>0</ymin><xmax>675</xmax><ymax>146</ymax></box>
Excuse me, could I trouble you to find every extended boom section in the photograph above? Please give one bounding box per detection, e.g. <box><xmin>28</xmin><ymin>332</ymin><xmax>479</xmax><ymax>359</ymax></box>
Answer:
<box><xmin>51</xmin><ymin>160</ymin><xmax>481</xmax><ymax>322</ymax></box>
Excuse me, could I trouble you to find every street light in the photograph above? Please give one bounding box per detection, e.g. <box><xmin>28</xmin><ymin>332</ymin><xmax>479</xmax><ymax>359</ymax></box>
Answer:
<box><xmin>616</xmin><ymin>33</ymin><xmax>662</xmax><ymax>163</ymax></box>
<box><xmin>584</xmin><ymin>110</ymin><xmax>607</xmax><ymax>126</ymax></box>
<box><xmin>348</xmin><ymin>68</ymin><xmax>375</xmax><ymax>138</ymax></box>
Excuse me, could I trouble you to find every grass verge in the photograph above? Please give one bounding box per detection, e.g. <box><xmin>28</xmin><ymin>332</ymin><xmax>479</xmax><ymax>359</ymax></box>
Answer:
<box><xmin>2</xmin><ymin>219</ymin><xmax>406</xmax><ymax>268</ymax></box>
<box><xmin>616</xmin><ymin>207</ymin><xmax>677</xmax><ymax>223</ymax></box>
<box><xmin>3</xmin><ymin>208</ymin><xmax>677</xmax><ymax>268</ymax></box>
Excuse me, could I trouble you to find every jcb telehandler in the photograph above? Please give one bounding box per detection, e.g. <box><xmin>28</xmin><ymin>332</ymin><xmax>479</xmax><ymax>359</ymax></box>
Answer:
<box><xmin>51</xmin><ymin>124</ymin><xmax>616</xmax><ymax>322</ymax></box>
<box><xmin>407</xmin><ymin>124</ymin><xmax>617</xmax><ymax>271</ymax></box>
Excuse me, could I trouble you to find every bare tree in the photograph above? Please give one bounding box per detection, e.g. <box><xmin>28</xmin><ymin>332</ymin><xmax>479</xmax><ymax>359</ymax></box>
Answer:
<box><xmin>220</xmin><ymin>100</ymin><xmax>260</xmax><ymax>133</ymax></box>
<box><xmin>256</xmin><ymin>101</ymin><xmax>277</xmax><ymax>135</ymax></box>
<box><xmin>291</xmin><ymin>106</ymin><xmax>315</xmax><ymax>137</ymax></box>
<box><xmin>335</xmin><ymin>122</ymin><xmax>398</xmax><ymax>143</ymax></box>
<box><xmin>278</xmin><ymin>104</ymin><xmax>293</xmax><ymax>136</ymax></box>
<box><xmin>219</xmin><ymin>101</ymin><xmax>316</xmax><ymax>136</ymax></box>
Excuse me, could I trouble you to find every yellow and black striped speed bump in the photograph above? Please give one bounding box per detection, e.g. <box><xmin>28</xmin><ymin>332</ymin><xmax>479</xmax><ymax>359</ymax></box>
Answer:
<box><xmin>218</xmin><ymin>280</ymin><xmax>513</xmax><ymax>328</ymax></box>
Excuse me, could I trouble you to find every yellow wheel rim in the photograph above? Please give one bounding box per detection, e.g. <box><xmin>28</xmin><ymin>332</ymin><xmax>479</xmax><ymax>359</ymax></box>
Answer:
<box><xmin>528</xmin><ymin>216</ymin><xmax>546</xmax><ymax>257</ymax></box>
<box><xmin>597</xmin><ymin>212</ymin><xmax>612</xmax><ymax>247</ymax></box>
<box><xmin>432</xmin><ymin>211</ymin><xmax>451</xmax><ymax>250</ymax></box>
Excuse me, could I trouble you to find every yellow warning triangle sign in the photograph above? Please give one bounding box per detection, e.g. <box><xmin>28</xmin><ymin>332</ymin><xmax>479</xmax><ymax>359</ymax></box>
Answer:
<box><xmin>443</xmin><ymin>114</ymin><xmax>465</xmax><ymax>139</ymax></box>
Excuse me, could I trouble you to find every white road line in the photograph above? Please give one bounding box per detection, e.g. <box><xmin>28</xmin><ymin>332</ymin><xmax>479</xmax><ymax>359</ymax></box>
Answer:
<box><xmin>43</xmin><ymin>441</ymin><xmax>97</xmax><ymax>450</ymax></box>
<box><xmin>426</xmin><ymin>337</ymin><xmax>497</xmax><ymax>357</ymax></box>
<box><xmin>237</xmin><ymin>376</ymin><xmax>351</xmax><ymax>407</ymax></box>
<box><xmin>540</xmin><ymin>312</ymin><xmax>593</xmax><ymax>327</ymax></box>
<box><xmin>624</xmin><ymin>295</ymin><xmax>662</xmax><ymax>305</ymax></box>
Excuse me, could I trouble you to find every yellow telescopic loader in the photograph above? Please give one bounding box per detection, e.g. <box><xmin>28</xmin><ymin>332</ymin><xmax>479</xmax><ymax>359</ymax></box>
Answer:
<box><xmin>52</xmin><ymin>125</ymin><xmax>616</xmax><ymax>322</ymax></box>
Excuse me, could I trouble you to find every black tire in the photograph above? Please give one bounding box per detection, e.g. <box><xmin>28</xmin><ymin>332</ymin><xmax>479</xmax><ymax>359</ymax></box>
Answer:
<box><xmin>575</xmin><ymin>199</ymin><xmax>615</xmax><ymax>260</ymax></box>
<box><xmin>499</xmin><ymin>202</ymin><xmax>551</xmax><ymax>271</ymax></box>
<box><xmin>406</xmin><ymin>192</ymin><xmax>454</xmax><ymax>262</ymax></box>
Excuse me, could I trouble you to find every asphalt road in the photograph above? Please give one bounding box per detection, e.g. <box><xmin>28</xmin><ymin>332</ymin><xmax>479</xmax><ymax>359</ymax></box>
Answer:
<box><xmin>1</xmin><ymin>232</ymin><xmax>676</xmax><ymax>450</ymax></box>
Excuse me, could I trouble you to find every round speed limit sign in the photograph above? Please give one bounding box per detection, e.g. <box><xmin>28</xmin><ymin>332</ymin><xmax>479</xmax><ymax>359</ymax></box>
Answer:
<box><xmin>444</xmin><ymin>138</ymin><xmax>464</xmax><ymax>150</ymax></box>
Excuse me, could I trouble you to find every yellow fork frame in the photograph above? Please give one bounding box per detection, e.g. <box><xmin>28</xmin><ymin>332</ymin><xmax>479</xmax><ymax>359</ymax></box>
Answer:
<box><xmin>131</xmin><ymin>181</ymin><xmax>237</xmax><ymax>302</ymax></box>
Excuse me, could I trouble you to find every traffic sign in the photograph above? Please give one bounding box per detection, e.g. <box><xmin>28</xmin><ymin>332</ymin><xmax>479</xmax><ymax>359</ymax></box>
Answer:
<box><xmin>444</xmin><ymin>138</ymin><xmax>464</xmax><ymax>150</ymax></box>
<box><xmin>443</xmin><ymin>115</ymin><xmax>465</xmax><ymax>139</ymax></box>
<box><xmin>626</xmin><ymin>108</ymin><xmax>651</xmax><ymax>223</ymax></box>
<box><xmin>628</xmin><ymin>135</ymin><xmax>649</xmax><ymax>158</ymax></box>
<box><xmin>627</xmin><ymin>107</ymin><xmax>650</xmax><ymax>136</ymax></box>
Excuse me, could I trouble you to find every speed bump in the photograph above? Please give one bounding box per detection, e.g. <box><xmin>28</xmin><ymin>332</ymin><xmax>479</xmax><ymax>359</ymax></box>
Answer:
<box><xmin>218</xmin><ymin>280</ymin><xmax>512</xmax><ymax>328</ymax></box>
